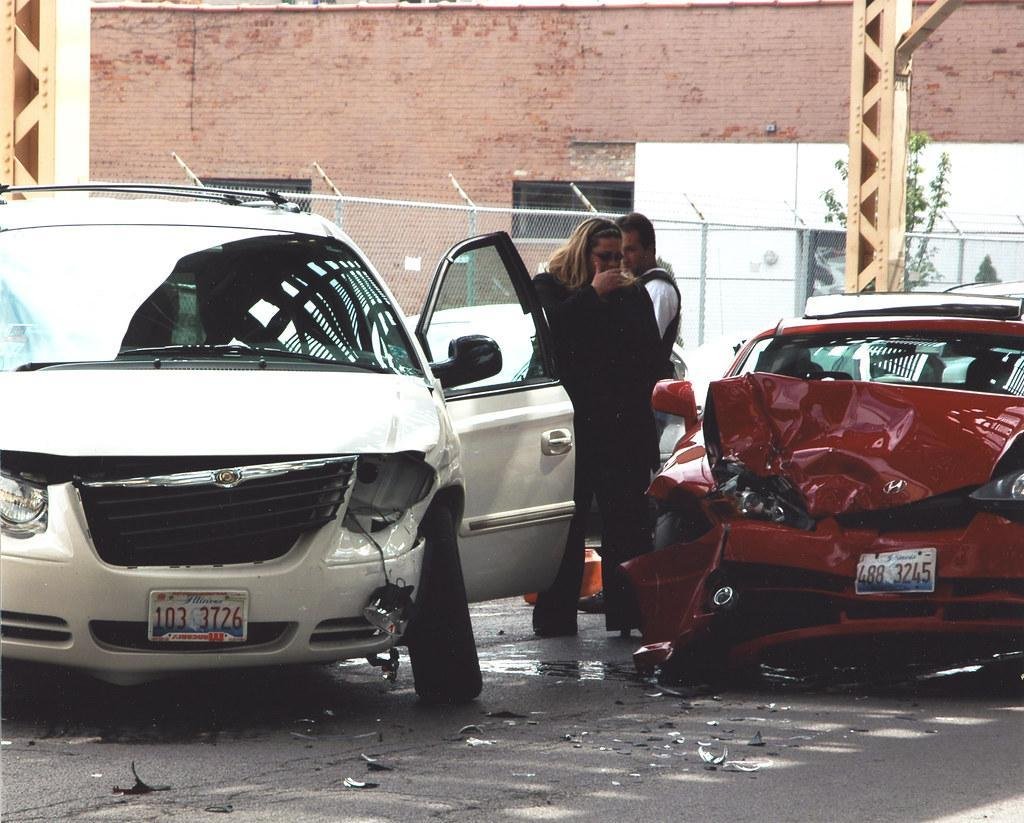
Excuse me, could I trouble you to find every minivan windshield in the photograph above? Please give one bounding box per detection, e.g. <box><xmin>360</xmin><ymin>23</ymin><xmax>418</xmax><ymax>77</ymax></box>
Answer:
<box><xmin>0</xmin><ymin>225</ymin><xmax>422</xmax><ymax>376</ymax></box>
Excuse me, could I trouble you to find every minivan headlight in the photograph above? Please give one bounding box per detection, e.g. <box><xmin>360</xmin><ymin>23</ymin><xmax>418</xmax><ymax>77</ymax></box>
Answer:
<box><xmin>0</xmin><ymin>472</ymin><xmax>48</xmax><ymax>537</ymax></box>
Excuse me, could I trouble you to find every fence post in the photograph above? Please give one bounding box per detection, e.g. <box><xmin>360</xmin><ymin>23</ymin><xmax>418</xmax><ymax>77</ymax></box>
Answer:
<box><xmin>956</xmin><ymin>234</ymin><xmax>966</xmax><ymax>285</ymax></box>
<box><xmin>698</xmin><ymin>222</ymin><xmax>708</xmax><ymax>346</ymax></box>
<box><xmin>467</xmin><ymin>206</ymin><xmax>478</xmax><ymax>305</ymax></box>
<box><xmin>795</xmin><ymin>228</ymin><xmax>810</xmax><ymax>315</ymax></box>
<box><xmin>335</xmin><ymin>196</ymin><xmax>343</xmax><ymax>231</ymax></box>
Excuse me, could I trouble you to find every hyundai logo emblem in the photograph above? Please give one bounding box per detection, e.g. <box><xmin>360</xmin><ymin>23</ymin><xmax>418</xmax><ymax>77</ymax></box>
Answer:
<box><xmin>214</xmin><ymin>468</ymin><xmax>243</xmax><ymax>488</ymax></box>
<box><xmin>883</xmin><ymin>479</ymin><xmax>907</xmax><ymax>495</ymax></box>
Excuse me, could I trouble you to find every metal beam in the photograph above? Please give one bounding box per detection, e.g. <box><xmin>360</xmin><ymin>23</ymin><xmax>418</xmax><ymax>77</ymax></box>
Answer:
<box><xmin>845</xmin><ymin>0</ymin><xmax>912</xmax><ymax>293</ymax></box>
<box><xmin>845</xmin><ymin>0</ymin><xmax>963</xmax><ymax>293</ymax></box>
<box><xmin>3</xmin><ymin>0</ymin><xmax>88</xmax><ymax>188</ymax></box>
<box><xmin>897</xmin><ymin>0</ymin><xmax>965</xmax><ymax>73</ymax></box>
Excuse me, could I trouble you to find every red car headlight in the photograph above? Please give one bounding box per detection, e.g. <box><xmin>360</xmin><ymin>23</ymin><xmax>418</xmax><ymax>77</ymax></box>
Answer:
<box><xmin>970</xmin><ymin>470</ymin><xmax>1024</xmax><ymax>511</ymax></box>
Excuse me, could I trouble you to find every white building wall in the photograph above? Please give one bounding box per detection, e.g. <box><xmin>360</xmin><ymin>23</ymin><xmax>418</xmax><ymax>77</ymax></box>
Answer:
<box><xmin>635</xmin><ymin>142</ymin><xmax>1024</xmax><ymax>349</ymax></box>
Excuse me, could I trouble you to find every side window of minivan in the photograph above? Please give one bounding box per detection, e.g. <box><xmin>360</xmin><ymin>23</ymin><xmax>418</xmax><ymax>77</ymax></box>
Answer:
<box><xmin>422</xmin><ymin>245</ymin><xmax>551</xmax><ymax>390</ymax></box>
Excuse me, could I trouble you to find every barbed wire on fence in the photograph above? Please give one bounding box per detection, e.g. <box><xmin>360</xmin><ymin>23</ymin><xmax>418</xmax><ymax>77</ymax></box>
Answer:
<box><xmin>100</xmin><ymin>183</ymin><xmax>1024</xmax><ymax>351</ymax></box>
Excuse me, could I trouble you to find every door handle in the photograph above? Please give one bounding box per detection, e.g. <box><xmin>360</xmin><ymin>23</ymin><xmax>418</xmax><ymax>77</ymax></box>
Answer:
<box><xmin>541</xmin><ymin>428</ymin><xmax>573</xmax><ymax>456</ymax></box>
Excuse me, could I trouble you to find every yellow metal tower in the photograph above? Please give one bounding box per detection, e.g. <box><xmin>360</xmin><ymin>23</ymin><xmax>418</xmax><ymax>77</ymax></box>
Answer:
<box><xmin>845</xmin><ymin>0</ymin><xmax>964</xmax><ymax>292</ymax></box>
<box><xmin>3</xmin><ymin>0</ymin><xmax>89</xmax><ymax>187</ymax></box>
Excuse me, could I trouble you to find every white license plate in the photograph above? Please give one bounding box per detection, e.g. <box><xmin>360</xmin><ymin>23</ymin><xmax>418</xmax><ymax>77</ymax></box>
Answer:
<box><xmin>148</xmin><ymin>591</ymin><xmax>248</xmax><ymax>642</ymax></box>
<box><xmin>856</xmin><ymin>549</ymin><xmax>937</xmax><ymax>595</ymax></box>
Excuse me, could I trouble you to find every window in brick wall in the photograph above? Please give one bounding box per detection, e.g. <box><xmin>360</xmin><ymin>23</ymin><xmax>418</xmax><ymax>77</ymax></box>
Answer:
<box><xmin>204</xmin><ymin>177</ymin><xmax>312</xmax><ymax>212</ymax></box>
<box><xmin>512</xmin><ymin>181</ymin><xmax>634</xmax><ymax>239</ymax></box>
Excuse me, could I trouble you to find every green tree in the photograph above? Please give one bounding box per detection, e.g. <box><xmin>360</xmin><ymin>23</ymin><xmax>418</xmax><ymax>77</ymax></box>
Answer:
<box><xmin>821</xmin><ymin>131</ymin><xmax>951</xmax><ymax>287</ymax></box>
<box><xmin>976</xmin><ymin>254</ymin><xmax>999</xmax><ymax>284</ymax></box>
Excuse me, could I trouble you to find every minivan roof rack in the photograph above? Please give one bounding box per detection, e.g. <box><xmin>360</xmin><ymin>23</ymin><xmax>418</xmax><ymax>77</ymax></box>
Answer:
<box><xmin>804</xmin><ymin>292</ymin><xmax>1024</xmax><ymax>322</ymax></box>
<box><xmin>0</xmin><ymin>182</ymin><xmax>301</xmax><ymax>211</ymax></box>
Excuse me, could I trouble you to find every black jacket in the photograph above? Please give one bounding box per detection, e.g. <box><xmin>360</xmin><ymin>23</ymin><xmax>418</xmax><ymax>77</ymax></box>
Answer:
<box><xmin>532</xmin><ymin>272</ymin><xmax>662</xmax><ymax>463</ymax></box>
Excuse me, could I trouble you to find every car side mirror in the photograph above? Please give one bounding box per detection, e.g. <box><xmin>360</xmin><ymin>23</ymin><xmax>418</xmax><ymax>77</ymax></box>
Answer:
<box><xmin>651</xmin><ymin>379</ymin><xmax>699</xmax><ymax>429</ymax></box>
<box><xmin>431</xmin><ymin>334</ymin><xmax>502</xmax><ymax>389</ymax></box>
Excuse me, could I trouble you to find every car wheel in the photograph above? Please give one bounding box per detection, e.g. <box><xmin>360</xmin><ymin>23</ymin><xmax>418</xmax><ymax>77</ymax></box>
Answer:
<box><xmin>406</xmin><ymin>505</ymin><xmax>482</xmax><ymax>704</ymax></box>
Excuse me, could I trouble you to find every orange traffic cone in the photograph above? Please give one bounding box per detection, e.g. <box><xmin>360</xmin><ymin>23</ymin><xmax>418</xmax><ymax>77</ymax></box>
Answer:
<box><xmin>524</xmin><ymin>548</ymin><xmax>602</xmax><ymax>605</ymax></box>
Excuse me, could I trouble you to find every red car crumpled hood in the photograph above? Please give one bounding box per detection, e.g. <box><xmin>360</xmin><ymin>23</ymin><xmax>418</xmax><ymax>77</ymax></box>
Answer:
<box><xmin>707</xmin><ymin>374</ymin><xmax>1024</xmax><ymax>516</ymax></box>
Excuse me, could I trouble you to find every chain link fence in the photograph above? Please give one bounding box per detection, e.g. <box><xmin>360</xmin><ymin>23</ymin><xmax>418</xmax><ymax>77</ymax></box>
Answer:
<box><xmin>94</xmin><ymin>185</ymin><xmax>1024</xmax><ymax>353</ymax></box>
<box><xmin>302</xmin><ymin>193</ymin><xmax>1024</xmax><ymax>351</ymax></box>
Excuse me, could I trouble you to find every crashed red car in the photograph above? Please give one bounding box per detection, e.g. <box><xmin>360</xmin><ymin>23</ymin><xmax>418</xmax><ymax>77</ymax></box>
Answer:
<box><xmin>625</xmin><ymin>292</ymin><xmax>1024</xmax><ymax>679</ymax></box>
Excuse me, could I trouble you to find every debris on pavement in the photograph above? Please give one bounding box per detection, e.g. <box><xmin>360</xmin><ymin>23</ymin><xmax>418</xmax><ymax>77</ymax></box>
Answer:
<box><xmin>343</xmin><ymin>778</ymin><xmax>379</xmax><ymax>789</ymax></box>
<box><xmin>361</xmin><ymin>754</ymin><xmax>394</xmax><ymax>772</ymax></box>
<box><xmin>458</xmin><ymin>724</ymin><xmax>484</xmax><ymax>736</ymax></box>
<box><xmin>204</xmin><ymin>804</ymin><xmax>234</xmax><ymax>813</ymax></box>
<box><xmin>465</xmin><ymin>737</ymin><xmax>497</xmax><ymax>747</ymax></box>
<box><xmin>112</xmin><ymin>761</ymin><xmax>171</xmax><ymax>795</ymax></box>
<box><xmin>724</xmin><ymin>761</ymin><xmax>762</xmax><ymax>773</ymax></box>
<box><xmin>748</xmin><ymin>731</ymin><xmax>765</xmax><ymax>746</ymax></box>
<box><xmin>698</xmin><ymin>743</ymin><xmax>728</xmax><ymax>767</ymax></box>
<box><xmin>484</xmin><ymin>710</ymin><xmax>526</xmax><ymax>719</ymax></box>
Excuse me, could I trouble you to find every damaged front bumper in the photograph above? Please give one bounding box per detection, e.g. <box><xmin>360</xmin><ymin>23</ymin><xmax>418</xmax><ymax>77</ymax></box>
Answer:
<box><xmin>624</xmin><ymin>514</ymin><xmax>1024</xmax><ymax>677</ymax></box>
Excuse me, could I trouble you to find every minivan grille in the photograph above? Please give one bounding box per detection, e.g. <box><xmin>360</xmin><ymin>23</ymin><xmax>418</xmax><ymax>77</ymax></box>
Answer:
<box><xmin>78</xmin><ymin>456</ymin><xmax>356</xmax><ymax>566</ymax></box>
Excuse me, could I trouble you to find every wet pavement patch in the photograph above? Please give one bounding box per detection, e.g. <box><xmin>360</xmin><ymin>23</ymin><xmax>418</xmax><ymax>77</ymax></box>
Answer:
<box><xmin>476</xmin><ymin>654</ymin><xmax>644</xmax><ymax>683</ymax></box>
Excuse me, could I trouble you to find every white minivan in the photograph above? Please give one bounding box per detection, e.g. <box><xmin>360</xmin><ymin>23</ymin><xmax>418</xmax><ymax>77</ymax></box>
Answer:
<box><xmin>0</xmin><ymin>184</ymin><xmax>576</xmax><ymax>702</ymax></box>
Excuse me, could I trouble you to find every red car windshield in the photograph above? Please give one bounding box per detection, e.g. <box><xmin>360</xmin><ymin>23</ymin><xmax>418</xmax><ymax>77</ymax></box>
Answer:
<box><xmin>737</xmin><ymin>332</ymin><xmax>1024</xmax><ymax>395</ymax></box>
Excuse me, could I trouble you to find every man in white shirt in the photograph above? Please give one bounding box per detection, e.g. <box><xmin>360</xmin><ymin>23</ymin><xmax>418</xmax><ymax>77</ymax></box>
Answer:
<box><xmin>617</xmin><ymin>212</ymin><xmax>680</xmax><ymax>380</ymax></box>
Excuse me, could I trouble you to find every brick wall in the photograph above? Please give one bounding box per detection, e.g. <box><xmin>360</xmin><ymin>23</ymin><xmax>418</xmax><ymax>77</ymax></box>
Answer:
<box><xmin>90</xmin><ymin>2</ymin><xmax>1024</xmax><ymax>205</ymax></box>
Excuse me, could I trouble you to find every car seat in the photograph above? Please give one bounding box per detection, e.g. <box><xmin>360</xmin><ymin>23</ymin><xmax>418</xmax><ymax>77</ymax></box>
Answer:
<box><xmin>965</xmin><ymin>353</ymin><xmax>1014</xmax><ymax>393</ymax></box>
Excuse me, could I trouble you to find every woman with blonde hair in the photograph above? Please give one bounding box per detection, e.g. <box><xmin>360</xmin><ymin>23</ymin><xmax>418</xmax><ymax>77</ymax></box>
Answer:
<box><xmin>531</xmin><ymin>218</ymin><xmax>662</xmax><ymax>638</ymax></box>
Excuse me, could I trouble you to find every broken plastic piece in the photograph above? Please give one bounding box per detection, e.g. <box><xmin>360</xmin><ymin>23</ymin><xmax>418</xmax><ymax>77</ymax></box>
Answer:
<box><xmin>343</xmin><ymin>778</ymin><xmax>379</xmax><ymax>789</ymax></box>
<box><xmin>363</xmin><ymin>582</ymin><xmax>414</xmax><ymax>637</ymax></box>
<box><xmin>748</xmin><ymin>731</ymin><xmax>765</xmax><ymax>746</ymax></box>
<box><xmin>366</xmin><ymin>647</ymin><xmax>401</xmax><ymax>682</ymax></box>
<box><xmin>465</xmin><ymin>737</ymin><xmax>496</xmax><ymax>747</ymax></box>
<box><xmin>205</xmin><ymin>804</ymin><xmax>234</xmax><ymax>813</ymax></box>
<box><xmin>458</xmin><ymin>724</ymin><xmax>484</xmax><ymax>735</ymax></box>
<box><xmin>361</xmin><ymin>754</ymin><xmax>393</xmax><ymax>772</ymax></box>
<box><xmin>725</xmin><ymin>761</ymin><xmax>761</xmax><ymax>772</ymax></box>
<box><xmin>112</xmin><ymin>761</ymin><xmax>171</xmax><ymax>795</ymax></box>
<box><xmin>698</xmin><ymin>744</ymin><xmax>728</xmax><ymax>765</ymax></box>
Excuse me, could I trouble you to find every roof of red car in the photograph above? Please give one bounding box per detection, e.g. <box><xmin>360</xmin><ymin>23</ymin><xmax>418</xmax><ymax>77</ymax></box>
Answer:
<box><xmin>776</xmin><ymin>292</ymin><xmax>1024</xmax><ymax>337</ymax></box>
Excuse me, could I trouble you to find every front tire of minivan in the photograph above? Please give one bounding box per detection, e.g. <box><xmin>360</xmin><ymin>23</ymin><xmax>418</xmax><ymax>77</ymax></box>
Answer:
<box><xmin>405</xmin><ymin>505</ymin><xmax>482</xmax><ymax>704</ymax></box>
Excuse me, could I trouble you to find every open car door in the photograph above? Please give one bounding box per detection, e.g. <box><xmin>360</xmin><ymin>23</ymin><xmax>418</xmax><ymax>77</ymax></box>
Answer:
<box><xmin>417</xmin><ymin>232</ymin><xmax>575</xmax><ymax>601</ymax></box>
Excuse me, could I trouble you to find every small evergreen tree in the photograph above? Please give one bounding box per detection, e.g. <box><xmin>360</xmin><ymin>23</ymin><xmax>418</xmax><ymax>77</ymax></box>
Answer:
<box><xmin>975</xmin><ymin>254</ymin><xmax>999</xmax><ymax>284</ymax></box>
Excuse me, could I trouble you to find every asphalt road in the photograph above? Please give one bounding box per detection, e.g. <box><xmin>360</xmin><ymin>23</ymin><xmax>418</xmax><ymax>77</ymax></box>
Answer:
<box><xmin>1</xmin><ymin>598</ymin><xmax>1021</xmax><ymax>822</ymax></box>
